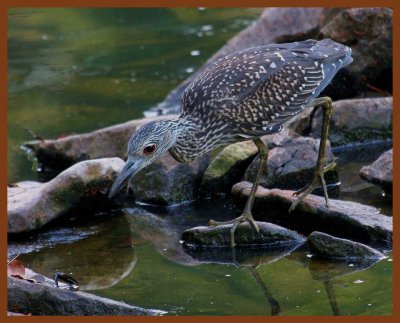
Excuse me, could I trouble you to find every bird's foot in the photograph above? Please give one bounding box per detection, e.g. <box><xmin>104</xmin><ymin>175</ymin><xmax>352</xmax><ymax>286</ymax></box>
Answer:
<box><xmin>289</xmin><ymin>159</ymin><xmax>336</xmax><ymax>213</ymax></box>
<box><xmin>208</xmin><ymin>212</ymin><xmax>260</xmax><ymax>248</ymax></box>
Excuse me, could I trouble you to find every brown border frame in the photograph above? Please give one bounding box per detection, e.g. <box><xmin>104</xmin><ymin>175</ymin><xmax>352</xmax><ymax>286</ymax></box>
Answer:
<box><xmin>2</xmin><ymin>0</ymin><xmax>397</xmax><ymax>321</ymax></box>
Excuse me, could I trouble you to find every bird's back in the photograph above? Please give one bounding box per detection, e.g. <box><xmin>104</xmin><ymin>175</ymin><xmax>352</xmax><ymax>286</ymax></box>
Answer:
<box><xmin>181</xmin><ymin>39</ymin><xmax>352</xmax><ymax>139</ymax></box>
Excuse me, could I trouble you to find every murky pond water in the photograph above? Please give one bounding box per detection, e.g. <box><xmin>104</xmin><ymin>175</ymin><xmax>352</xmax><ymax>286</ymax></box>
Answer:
<box><xmin>8</xmin><ymin>8</ymin><xmax>392</xmax><ymax>316</ymax></box>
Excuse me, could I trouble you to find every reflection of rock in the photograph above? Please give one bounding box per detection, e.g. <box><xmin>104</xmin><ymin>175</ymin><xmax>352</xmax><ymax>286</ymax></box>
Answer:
<box><xmin>307</xmin><ymin>231</ymin><xmax>385</xmax><ymax>259</ymax></box>
<box><xmin>299</xmin><ymin>98</ymin><xmax>392</xmax><ymax>147</ymax></box>
<box><xmin>8</xmin><ymin>158</ymin><xmax>124</xmax><ymax>233</ymax></box>
<box><xmin>308</xmin><ymin>255</ymin><xmax>383</xmax><ymax>282</ymax></box>
<box><xmin>360</xmin><ymin>149</ymin><xmax>392</xmax><ymax>194</ymax></box>
<box><xmin>307</xmin><ymin>256</ymin><xmax>383</xmax><ymax>316</ymax></box>
<box><xmin>8</xmin><ymin>276</ymin><xmax>164</xmax><ymax>316</ymax></box>
<box><xmin>183</xmin><ymin>241</ymin><xmax>302</xmax><ymax>267</ymax></box>
<box><xmin>124</xmin><ymin>208</ymin><xmax>200</xmax><ymax>266</ymax></box>
<box><xmin>231</xmin><ymin>182</ymin><xmax>392</xmax><ymax>247</ymax></box>
<box><xmin>18</xmin><ymin>215</ymin><xmax>137</xmax><ymax>291</ymax></box>
<box><xmin>244</xmin><ymin>136</ymin><xmax>337</xmax><ymax>190</ymax></box>
<box><xmin>130</xmin><ymin>153</ymin><xmax>209</xmax><ymax>205</ymax></box>
<box><xmin>23</xmin><ymin>115</ymin><xmax>176</xmax><ymax>172</ymax></box>
<box><xmin>182</xmin><ymin>222</ymin><xmax>304</xmax><ymax>247</ymax></box>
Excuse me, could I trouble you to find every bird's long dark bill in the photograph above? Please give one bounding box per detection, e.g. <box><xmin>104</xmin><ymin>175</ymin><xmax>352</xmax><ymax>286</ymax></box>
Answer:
<box><xmin>108</xmin><ymin>158</ymin><xmax>143</xmax><ymax>198</ymax></box>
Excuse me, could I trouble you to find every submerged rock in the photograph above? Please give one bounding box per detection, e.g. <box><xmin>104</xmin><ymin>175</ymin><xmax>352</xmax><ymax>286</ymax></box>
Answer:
<box><xmin>308</xmin><ymin>98</ymin><xmax>392</xmax><ymax>146</ymax></box>
<box><xmin>307</xmin><ymin>231</ymin><xmax>385</xmax><ymax>259</ymax></box>
<box><xmin>231</xmin><ymin>181</ymin><xmax>392</xmax><ymax>247</ymax></box>
<box><xmin>182</xmin><ymin>222</ymin><xmax>305</xmax><ymax>247</ymax></box>
<box><xmin>8</xmin><ymin>158</ymin><xmax>124</xmax><ymax>233</ymax></box>
<box><xmin>8</xmin><ymin>275</ymin><xmax>164</xmax><ymax>316</ymax></box>
<box><xmin>129</xmin><ymin>153</ymin><xmax>209</xmax><ymax>205</ymax></box>
<box><xmin>244</xmin><ymin>136</ymin><xmax>337</xmax><ymax>190</ymax></box>
<box><xmin>360</xmin><ymin>148</ymin><xmax>392</xmax><ymax>194</ymax></box>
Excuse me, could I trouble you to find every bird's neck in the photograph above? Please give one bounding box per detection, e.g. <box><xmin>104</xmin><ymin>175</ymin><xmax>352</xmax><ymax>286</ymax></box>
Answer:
<box><xmin>168</xmin><ymin>115</ymin><xmax>221</xmax><ymax>163</ymax></box>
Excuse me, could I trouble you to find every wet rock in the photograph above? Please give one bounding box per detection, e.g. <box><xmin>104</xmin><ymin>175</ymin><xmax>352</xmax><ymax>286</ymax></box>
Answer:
<box><xmin>320</xmin><ymin>8</ymin><xmax>393</xmax><ymax>98</ymax></box>
<box><xmin>23</xmin><ymin>115</ymin><xmax>177</xmax><ymax>173</ymax></box>
<box><xmin>360</xmin><ymin>149</ymin><xmax>392</xmax><ymax>194</ymax></box>
<box><xmin>307</xmin><ymin>231</ymin><xmax>385</xmax><ymax>259</ymax></box>
<box><xmin>244</xmin><ymin>136</ymin><xmax>338</xmax><ymax>190</ymax></box>
<box><xmin>8</xmin><ymin>158</ymin><xmax>124</xmax><ymax>233</ymax></box>
<box><xmin>231</xmin><ymin>182</ymin><xmax>392</xmax><ymax>247</ymax></box>
<box><xmin>129</xmin><ymin>153</ymin><xmax>209</xmax><ymax>206</ymax></box>
<box><xmin>182</xmin><ymin>222</ymin><xmax>305</xmax><ymax>247</ymax></box>
<box><xmin>304</xmin><ymin>98</ymin><xmax>392</xmax><ymax>146</ymax></box>
<box><xmin>200</xmin><ymin>141</ymin><xmax>258</xmax><ymax>195</ymax></box>
<box><xmin>8</xmin><ymin>276</ymin><xmax>164</xmax><ymax>316</ymax></box>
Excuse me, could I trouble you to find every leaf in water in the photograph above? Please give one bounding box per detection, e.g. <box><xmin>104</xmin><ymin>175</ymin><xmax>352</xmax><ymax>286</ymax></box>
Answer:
<box><xmin>7</xmin><ymin>259</ymin><xmax>25</xmax><ymax>278</ymax></box>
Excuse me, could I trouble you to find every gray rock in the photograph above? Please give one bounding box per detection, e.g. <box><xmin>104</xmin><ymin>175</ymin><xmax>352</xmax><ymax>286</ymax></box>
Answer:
<box><xmin>307</xmin><ymin>231</ymin><xmax>385</xmax><ymax>259</ymax></box>
<box><xmin>8</xmin><ymin>276</ymin><xmax>164</xmax><ymax>316</ymax></box>
<box><xmin>305</xmin><ymin>98</ymin><xmax>392</xmax><ymax>146</ymax></box>
<box><xmin>244</xmin><ymin>136</ymin><xmax>337</xmax><ymax>190</ymax></box>
<box><xmin>320</xmin><ymin>8</ymin><xmax>392</xmax><ymax>98</ymax></box>
<box><xmin>23</xmin><ymin>115</ymin><xmax>177</xmax><ymax>172</ymax></box>
<box><xmin>129</xmin><ymin>153</ymin><xmax>209</xmax><ymax>206</ymax></box>
<box><xmin>360</xmin><ymin>149</ymin><xmax>392</xmax><ymax>194</ymax></box>
<box><xmin>182</xmin><ymin>222</ymin><xmax>305</xmax><ymax>247</ymax></box>
<box><xmin>8</xmin><ymin>158</ymin><xmax>124</xmax><ymax>233</ymax></box>
<box><xmin>231</xmin><ymin>182</ymin><xmax>392</xmax><ymax>247</ymax></box>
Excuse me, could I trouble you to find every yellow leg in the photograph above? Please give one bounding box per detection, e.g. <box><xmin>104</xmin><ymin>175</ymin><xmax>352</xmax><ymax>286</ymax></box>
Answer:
<box><xmin>209</xmin><ymin>138</ymin><xmax>268</xmax><ymax>247</ymax></box>
<box><xmin>289</xmin><ymin>96</ymin><xmax>336</xmax><ymax>213</ymax></box>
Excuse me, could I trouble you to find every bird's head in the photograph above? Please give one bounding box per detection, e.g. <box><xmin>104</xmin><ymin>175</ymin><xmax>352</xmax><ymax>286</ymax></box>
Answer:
<box><xmin>108</xmin><ymin>120</ymin><xmax>177</xmax><ymax>198</ymax></box>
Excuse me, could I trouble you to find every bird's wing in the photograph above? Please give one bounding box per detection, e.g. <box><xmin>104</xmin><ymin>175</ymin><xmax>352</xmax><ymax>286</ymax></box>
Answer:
<box><xmin>220</xmin><ymin>59</ymin><xmax>327</xmax><ymax>137</ymax></box>
<box><xmin>181</xmin><ymin>39</ymin><xmax>352</xmax><ymax>137</ymax></box>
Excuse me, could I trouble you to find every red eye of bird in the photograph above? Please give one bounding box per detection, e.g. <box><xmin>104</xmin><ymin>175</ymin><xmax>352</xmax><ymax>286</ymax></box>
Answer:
<box><xmin>143</xmin><ymin>144</ymin><xmax>156</xmax><ymax>154</ymax></box>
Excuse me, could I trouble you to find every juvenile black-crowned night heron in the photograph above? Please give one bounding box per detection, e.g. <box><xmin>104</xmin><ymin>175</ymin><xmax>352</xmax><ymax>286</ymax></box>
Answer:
<box><xmin>109</xmin><ymin>39</ymin><xmax>353</xmax><ymax>247</ymax></box>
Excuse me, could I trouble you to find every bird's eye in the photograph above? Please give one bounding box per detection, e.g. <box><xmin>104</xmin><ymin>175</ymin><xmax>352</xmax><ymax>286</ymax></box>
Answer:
<box><xmin>143</xmin><ymin>144</ymin><xmax>156</xmax><ymax>155</ymax></box>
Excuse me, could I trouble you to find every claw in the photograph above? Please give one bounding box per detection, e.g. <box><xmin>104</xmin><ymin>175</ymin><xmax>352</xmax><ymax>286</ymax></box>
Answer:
<box><xmin>209</xmin><ymin>212</ymin><xmax>259</xmax><ymax>247</ymax></box>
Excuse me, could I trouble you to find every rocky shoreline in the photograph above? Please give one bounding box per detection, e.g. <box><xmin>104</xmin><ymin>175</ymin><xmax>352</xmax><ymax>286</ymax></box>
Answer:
<box><xmin>8</xmin><ymin>7</ymin><xmax>392</xmax><ymax>316</ymax></box>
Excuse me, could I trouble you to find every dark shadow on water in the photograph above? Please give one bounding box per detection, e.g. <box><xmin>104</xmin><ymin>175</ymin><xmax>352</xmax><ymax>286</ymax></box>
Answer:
<box><xmin>308</xmin><ymin>256</ymin><xmax>384</xmax><ymax>316</ymax></box>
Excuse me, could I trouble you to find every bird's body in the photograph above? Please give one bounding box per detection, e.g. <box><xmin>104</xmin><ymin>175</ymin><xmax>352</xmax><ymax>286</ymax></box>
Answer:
<box><xmin>109</xmin><ymin>39</ymin><xmax>353</xmax><ymax>247</ymax></box>
<box><xmin>167</xmin><ymin>39</ymin><xmax>352</xmax><ymax>162</ymax></box>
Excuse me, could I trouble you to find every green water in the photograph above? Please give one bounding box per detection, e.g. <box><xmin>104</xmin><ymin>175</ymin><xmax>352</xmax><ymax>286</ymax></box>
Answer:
<box><xmin>8</xmin><ymin>8</ymin><xmax>392</xmax><ymax>316</ymax></box>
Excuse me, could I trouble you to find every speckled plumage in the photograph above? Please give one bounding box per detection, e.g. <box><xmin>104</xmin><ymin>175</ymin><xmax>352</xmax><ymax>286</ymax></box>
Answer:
<box><xmin>169</xmin><ymin>39</ymin><xmax>352</xmax><ymax>162</ymax></box>
<box><xmin>109</xmin><ymin>39</ymin><xmax>352</xmax><ymax>201</ymax></box>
